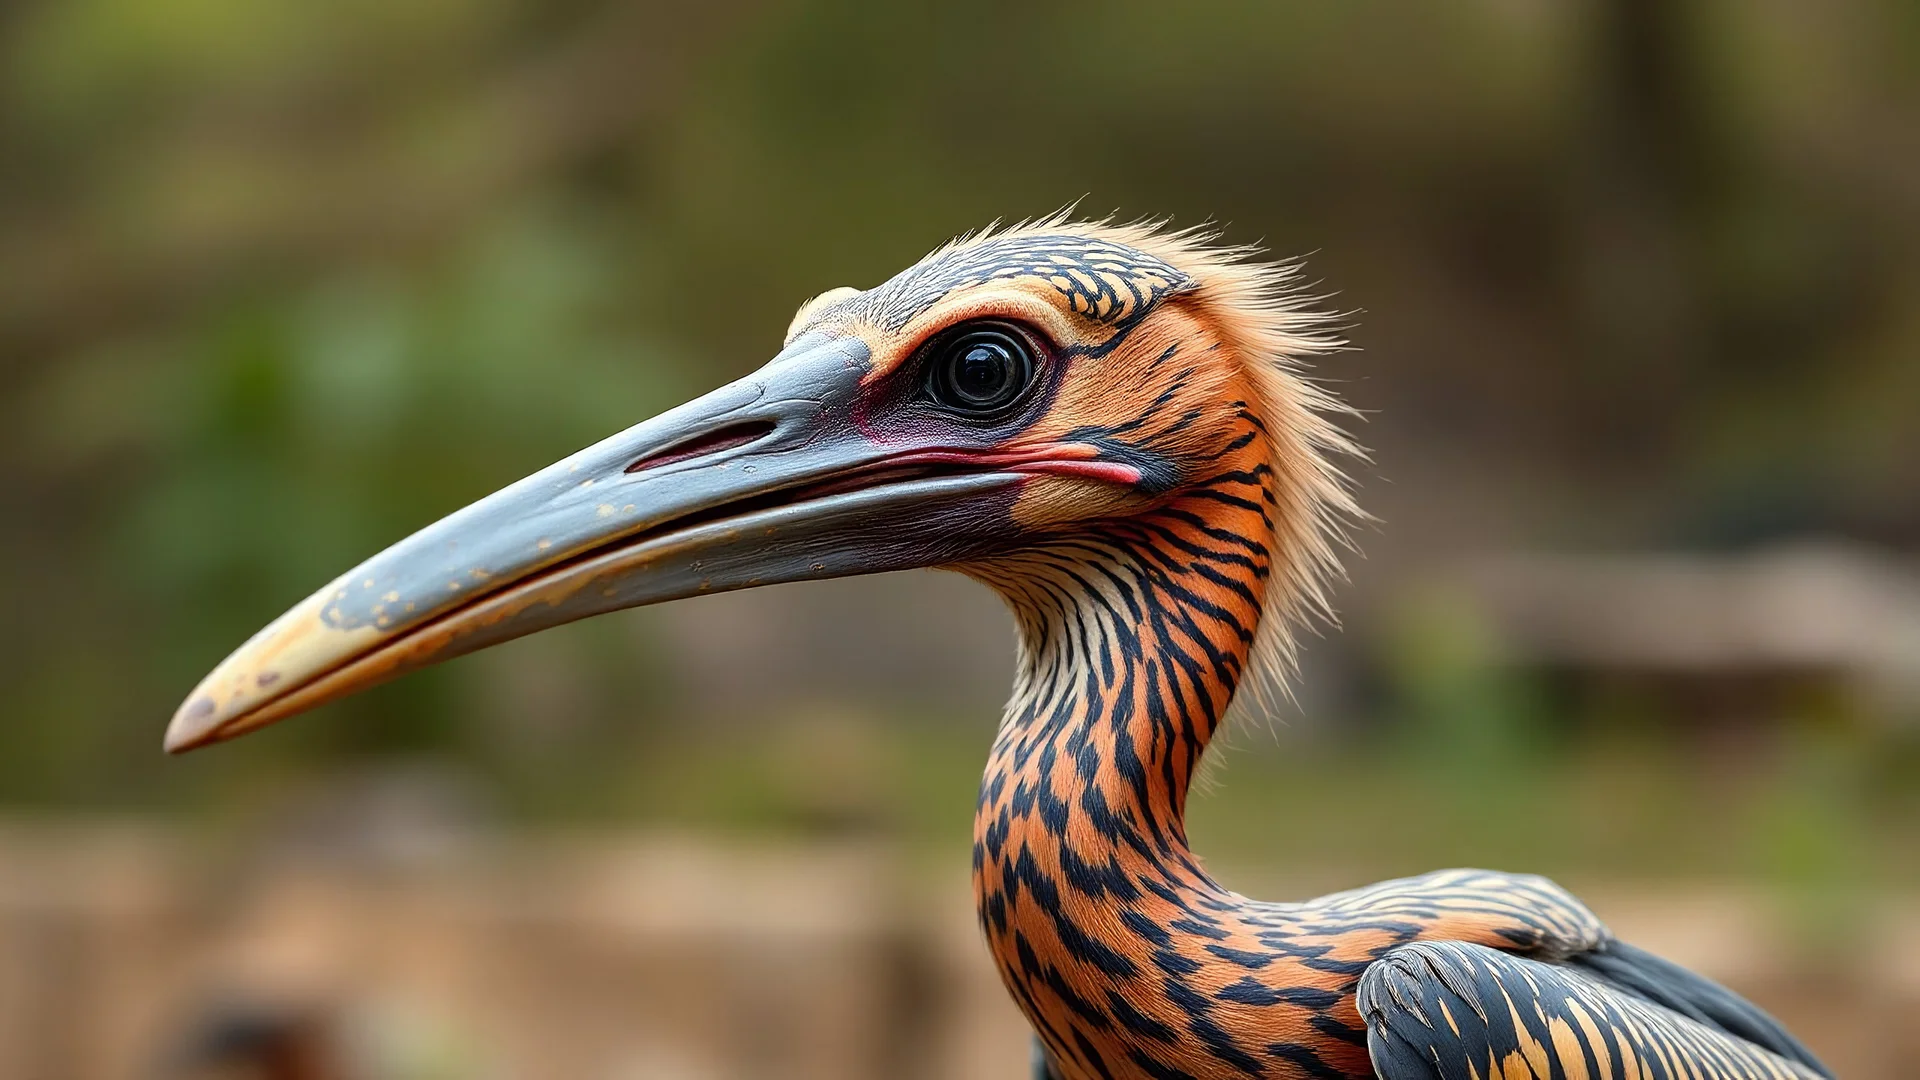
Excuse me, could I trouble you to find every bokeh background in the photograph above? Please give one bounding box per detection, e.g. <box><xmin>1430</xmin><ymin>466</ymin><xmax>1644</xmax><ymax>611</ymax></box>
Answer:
<box><xmin>2</xmin><ymin>1</ymin><xmax>1917</xmax><ymax>1077</ymax></box>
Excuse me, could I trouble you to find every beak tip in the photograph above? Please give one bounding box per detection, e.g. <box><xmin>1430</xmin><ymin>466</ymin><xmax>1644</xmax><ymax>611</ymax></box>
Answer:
<box><xmin>163</xmin><ymin>697</ymin><xmax>224</xmax><ymax>755</ymax></box>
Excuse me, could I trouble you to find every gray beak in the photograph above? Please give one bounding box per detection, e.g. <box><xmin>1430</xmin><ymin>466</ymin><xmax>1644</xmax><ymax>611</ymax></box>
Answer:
<box><xmin>165</xmin><ymin>334</ymin><xmax>1024</xmax><ymax>751</ymax></box>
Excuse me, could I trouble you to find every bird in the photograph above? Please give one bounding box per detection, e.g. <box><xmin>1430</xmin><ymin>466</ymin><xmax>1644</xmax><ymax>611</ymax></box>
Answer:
<box><xmin>165</xmin><ymin>218</ymin><xmax>1832</xmax><ymax>1080</ymax></box>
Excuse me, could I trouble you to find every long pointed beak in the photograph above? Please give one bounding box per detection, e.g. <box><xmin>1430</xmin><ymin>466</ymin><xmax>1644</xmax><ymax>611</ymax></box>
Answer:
<box><xmin>165</xmin><ymin>334</ymin><xmax>1022</xmax><ymax>752</ymax></box>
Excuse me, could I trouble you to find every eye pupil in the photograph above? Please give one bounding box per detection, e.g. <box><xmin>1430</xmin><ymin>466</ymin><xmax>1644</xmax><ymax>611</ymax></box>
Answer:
<box><xmin>957</xmin><ymin>344</ymin><xmax>1008</xmax><ymax>398</ymax></box>
<box><xmin>927</xmin><ymin>324</ymin><xmax>1036</xmax><ymax>418</ymax></box>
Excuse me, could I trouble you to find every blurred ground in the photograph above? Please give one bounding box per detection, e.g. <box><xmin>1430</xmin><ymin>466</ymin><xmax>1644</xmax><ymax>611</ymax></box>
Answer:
<box><xmin>1</xmin><ymin>806</ymin><xmax>1914</xmax><ymax>1080</ymax></box>
<box><xmin>2</xmin><ymin>0</ymin><xmax>1918</xmax><ymax>1076</ymax></box>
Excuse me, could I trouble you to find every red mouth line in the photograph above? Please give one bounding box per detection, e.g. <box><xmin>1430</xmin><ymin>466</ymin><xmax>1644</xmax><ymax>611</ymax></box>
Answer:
<box><xmin>788</xmin><ymin>445</ymin><xmax>1141</xmax><ymax>501</ymax></box>
<box><xmin>877</xmin><ymin>445</ymin><xmax>1144</xmax><ymax>487</ymax></box>
<box><xmin>663</xmin><ymin>442</ymin><xmax>1138</xmax><ymax>514</ymax></box>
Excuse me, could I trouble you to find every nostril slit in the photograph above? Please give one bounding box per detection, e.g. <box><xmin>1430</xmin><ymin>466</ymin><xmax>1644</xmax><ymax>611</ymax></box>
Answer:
<box><xmin>626</xmin><ymin>421</ymin><xmax>776</xmax><ymax>474</ymax></box>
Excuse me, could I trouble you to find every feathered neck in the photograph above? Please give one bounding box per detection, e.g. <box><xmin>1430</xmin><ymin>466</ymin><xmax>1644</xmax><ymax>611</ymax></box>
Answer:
<box><xmin>950</xmin><ymin>218</ymin><xmax>1361</xmax><ymax>1080</ymax></box>
<box><xmin>968</xmin><ymin>409</ymin><xmax>1277</xmax><ymax>857</ymax></box>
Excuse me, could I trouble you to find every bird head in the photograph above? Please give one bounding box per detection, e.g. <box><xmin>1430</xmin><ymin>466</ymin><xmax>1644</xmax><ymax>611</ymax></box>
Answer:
<box><xmin>165</xmin><ymin>219</ymin><xmax>1354</xmax><ymax>752</ymax></box>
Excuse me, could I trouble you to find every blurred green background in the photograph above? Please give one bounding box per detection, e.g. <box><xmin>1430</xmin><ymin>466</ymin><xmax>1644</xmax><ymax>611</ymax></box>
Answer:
<box><xmin>1</xmin><ymin>1</ymin><xmax>1917</xmax><ymax>1077</ymax></box>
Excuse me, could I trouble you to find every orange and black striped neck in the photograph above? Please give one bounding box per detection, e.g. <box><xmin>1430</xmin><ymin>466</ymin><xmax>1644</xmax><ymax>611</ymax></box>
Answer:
<box><xmin>972</xmin><ymin>405</ymin><xmax>1274</xmax><ymax>849</ymax></box>
<box><xmin>965</xmin><ymin>410</ymin><xmax>1276</xmax><ymax>1019</ymax></box>
<box><xmin>962</xmin><ymin>414</ymin><xmax>1621</xmax><ymax>1080</ymax></box>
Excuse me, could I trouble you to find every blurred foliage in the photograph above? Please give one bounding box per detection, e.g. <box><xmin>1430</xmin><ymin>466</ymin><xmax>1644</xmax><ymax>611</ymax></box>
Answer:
<box><xmin>0</xmin><ymin>0</ymin><xmax>1917</xmax><ymax>884</ymax></box>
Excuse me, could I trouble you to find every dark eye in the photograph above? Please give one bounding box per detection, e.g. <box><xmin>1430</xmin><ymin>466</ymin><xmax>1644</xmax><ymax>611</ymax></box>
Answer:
<box><xmin>926</xmin><ymin>323</ymin><xmax>1037</xmax><ymax>419</ymax></box>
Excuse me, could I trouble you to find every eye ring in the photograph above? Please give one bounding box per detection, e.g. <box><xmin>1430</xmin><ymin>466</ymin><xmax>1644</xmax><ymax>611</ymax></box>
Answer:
<box><xmin>923</xmin><ymin>321</ymin><xmax>1039</xmax><ymax>420</ymax></box>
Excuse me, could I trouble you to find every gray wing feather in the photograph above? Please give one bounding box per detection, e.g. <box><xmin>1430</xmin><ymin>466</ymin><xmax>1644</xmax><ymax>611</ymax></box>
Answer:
<box><xmin>1358</xmin><ymin>940</ymin><xmax>1827</xmax><ymax>1080</ymax></box>
<box><xmin>1567</xmin><ymin>939</ymin><xmax>1830</xmax><ymax>1077</ymax></box>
